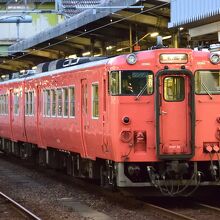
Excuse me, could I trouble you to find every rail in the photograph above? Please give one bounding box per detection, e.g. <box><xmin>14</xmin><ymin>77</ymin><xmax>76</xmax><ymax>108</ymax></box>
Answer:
<box><xmin>143</xmin><ymin>202</ymin><xmax>195</xmax><ymax>220</ymax></box>
<box><xmin>0</xmin><ymin>191</ymin><xmax>42</xmax><ymax>220</ymax></box>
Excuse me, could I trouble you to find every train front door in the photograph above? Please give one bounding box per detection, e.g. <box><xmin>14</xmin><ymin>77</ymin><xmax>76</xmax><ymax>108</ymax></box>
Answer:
<box><xmin>155</xmin><ymin>70</ymin><xmax>195</xmax><ymax>159</ymax></box>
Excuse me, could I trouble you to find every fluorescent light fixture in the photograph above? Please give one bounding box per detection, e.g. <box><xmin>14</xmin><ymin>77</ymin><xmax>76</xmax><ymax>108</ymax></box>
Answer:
<box><xmin>116</xmin><ymin>48</ymin><xmax>123</xmax><ymax>52</ymax></box>
<box><xmin>150</xmin><ymin>32</ymin><xmax>159</xmax><ymax>37</ymax></box>
<box><xmin>162</xmin><ymin>35</ymin><xmax>172</xmax><ymax>40</ymax></box>
<box><xmin>94</xmin><ymin>54</ymin><xmax>101</xmax><ymax>57</ymax></box>
<box><xmin>106</xmin><ymin>46</ymin><xmax>113</xmax><ymax>50</ymax></box>
<box><xmin>82</xmin><ymin>51</ymin><xmax>91</xmax><ymax>56</ymax></box>
<box><xmin>68</xmin><ymin>54</ymin><xmax>77</xmax><ymax>59</ymax></box>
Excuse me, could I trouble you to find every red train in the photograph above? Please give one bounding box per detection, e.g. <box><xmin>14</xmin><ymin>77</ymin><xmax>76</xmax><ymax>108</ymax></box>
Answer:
<box><xmin>1</xmin><ymin>43</ymin><xmax>220</xmax><ymax>196</ymax></box>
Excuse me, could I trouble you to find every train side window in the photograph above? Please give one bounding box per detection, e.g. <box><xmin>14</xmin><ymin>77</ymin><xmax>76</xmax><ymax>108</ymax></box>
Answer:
<box><xmin>29</xmin><ymin>91</ymin><xmax>34</xmax><ymax>115</ymax></box>
<box><xmin>92</xmin><ymin>83</ymin><xmax>99</xmax><ymax>119</ymax></box>
<box><xmin>69</xmin><ymin>87</ymin><xmax>75</xmax><ymax>117</ymax></box>
<box><xmin>51</xmin><ymin>89</ymin><xmax>57</xmax><ymax>116</ymax></box>
<box><xmin>57</xmin><ymin>89</ymin><xmax>63</xmax><ymax>117</ymax></box>
<box><xmin>0</xmin><ymin>96</ymin><xmax>1</xmax><ymax>115</ymax></box>
<box><xmin>163</xmin><ymin>76</ymin><xmax>185</xmax><ymax>101</ymax></box>
<box><xmin>1</xmin><ymin>95</ymin><xmax>3</xmax><ymax>115</ymax></box>
<box><xmin>46</xmin><ymin>90</ymin><xmax>51</xmax><ymax>116</ymax></box>
<box><xmin>14</xmin><ymin>93</ymin><xmax>19</xmax><ymax>115</ymax></box>
<box><xmin>43</xmin><ymin>90</ymin><xmax>46</xmax><ymax>116</ymax></box>
<box><xmin>5</xmin><ymin>94</ymin><xmax>8</xmax><ymax>114</ymax></box>
<box><xmin>63</xmin><ymin>88</ymin><xmax>69</xmax><ymax>117</ymax></box>
<box><xmin>25</xmin><ymin>92</ymin><xmax>29</xmax><ymax>115</ymax></box>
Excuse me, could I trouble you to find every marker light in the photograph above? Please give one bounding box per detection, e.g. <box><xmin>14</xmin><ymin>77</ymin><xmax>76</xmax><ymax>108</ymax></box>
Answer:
<box><xmin>126</xmin><ymin>53</ymin><xmax>137</xmax><ymax>65</ymax></box>
<box><xmin>210</xmin><ymin>53</ymin><xmax>220</xmax><ymax>64</ymax></box>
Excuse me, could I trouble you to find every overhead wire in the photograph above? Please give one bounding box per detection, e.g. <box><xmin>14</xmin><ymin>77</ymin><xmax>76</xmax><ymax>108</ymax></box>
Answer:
<box><xmin>0</xmin><ymin>2</ymin><xmax>169</xmax><ymax>67</ymax></box>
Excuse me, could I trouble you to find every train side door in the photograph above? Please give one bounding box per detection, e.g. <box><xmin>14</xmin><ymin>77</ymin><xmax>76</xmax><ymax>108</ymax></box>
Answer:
<box><xmin>155</xmin><ymin>70</ymin><xmax>195</xmax><ymax>159</ymax></box>
<box><xmin>81</xmin><ymin>79</ymin><xmax>88</xmax><ymax>158</ymax></box>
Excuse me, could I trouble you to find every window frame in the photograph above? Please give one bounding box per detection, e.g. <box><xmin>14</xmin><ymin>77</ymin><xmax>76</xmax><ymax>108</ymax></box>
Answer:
<box><xmin>163</xmin><ymin>76</ymin><xmax>185</xmax><ymax>102</ymax></box>
<box><xmin>69</xmin><ymin>85</ymin><xmax>75</xmax><ymax>118</ymax></box>
<box><xmin>195</xmin><ymin>69</ymin><xmax>220</xmax><ymax>95</ymax></box>
<box><xmin>63</xmin><ymin>86</ymin><xmax>69</xmax><ymax>118</ymax></box>
<box><xmin>109</xmin><ymin>70</ymin><xmax>154</xmax><ymax>96</ymax></box>
<box><xmin>51</xmin><ymin>89</ymin><xmax>57</xmax><ymax>117</ymax></box>
<box><xmin>13</xmin><ymin>92</ymin><xmax>19</xmax><ymax>115</ymax></box>
<box><xmin>92</xmin><ymin>82</ymin><xmax>99</xmax><ymax>119</ymax></box>
<box><xmin>57</xmin><ymin>88</ymin><xmax>63</xmax><ymax>118</ymax></box>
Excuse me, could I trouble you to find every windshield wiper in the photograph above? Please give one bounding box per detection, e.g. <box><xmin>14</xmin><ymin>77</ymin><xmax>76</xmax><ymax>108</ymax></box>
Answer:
<box><xmin>135</xmin><ymin>84</ymin><xmax>148</xmax><ymax>100</ymax></box>
<box><xmin>201</xmin><ymin>81</ymin><xmax>213</xmax><ymax>99</ymax></box>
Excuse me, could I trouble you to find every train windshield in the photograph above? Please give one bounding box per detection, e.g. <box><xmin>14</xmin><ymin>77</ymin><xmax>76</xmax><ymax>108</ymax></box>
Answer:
<box><xmin>109</xmin><ymin>70</ymin><xmax>153</xmax><ymax>96</ymax></box>
<box><xmin>195</xmin><ymin>70</ymin><xmax>220</xmax><ymax>94</ymax></box>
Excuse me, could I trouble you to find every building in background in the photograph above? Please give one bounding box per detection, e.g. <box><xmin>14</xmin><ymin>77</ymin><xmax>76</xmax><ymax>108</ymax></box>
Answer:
<box><xmin>169</xmin><ymin>0</ymin><xmax>220</xmax><ymax>47</ymax></box>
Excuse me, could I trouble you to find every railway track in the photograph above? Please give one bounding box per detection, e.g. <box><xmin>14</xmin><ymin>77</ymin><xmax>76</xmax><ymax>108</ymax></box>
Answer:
<box><xmin>1</xmin><ymin>154</ymin><xmax>220</xmax><ymax>220</ymax></box>
<box><xmin>140</xmin><ymin>199</ymin><xmax>220</xmax><ymax>220</ymax></box>
<box><xmin>0</xmin><ymin>191</ymin><xmax>41</xmax><ymax>220</ymax></box>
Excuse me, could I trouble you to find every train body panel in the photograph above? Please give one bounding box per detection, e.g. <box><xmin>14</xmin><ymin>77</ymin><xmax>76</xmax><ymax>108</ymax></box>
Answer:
<box><xmin>1</xmin><ymin>48</ymin><xmax>220</xmax><ymax>195</ymax></box>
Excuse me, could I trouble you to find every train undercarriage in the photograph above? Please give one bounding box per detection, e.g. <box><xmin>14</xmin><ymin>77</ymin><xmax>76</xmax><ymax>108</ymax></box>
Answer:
<box><xmin>0</xmin><ymin>138</ymin><xmax>220</xmax><ymax>196</ymax></box>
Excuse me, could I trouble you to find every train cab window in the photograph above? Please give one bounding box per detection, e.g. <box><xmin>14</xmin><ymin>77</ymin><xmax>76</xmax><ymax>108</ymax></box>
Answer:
<box><xmin>109</xmin><ymin>70</ymin><xmax>153</xmax><ymax>96</ymax></box>
<box><xmin>14</xmin><ymin>93</ymin><xmax>19</xmax><ymax>115</ymax></box>
<box><xmin>163</xmin><ymin>76</ymin><xmax>185</xmax><ymax>101</ymax></box>
<box><xmin>195</xmin><ymin>70</ymin><xmax>220</xmax><ymax>94</ymax></box>
<box><xmin>92</xmin><ymin>83</ymin><xmax>99</xmax><ymax>118</ymax></box>
<box><xmin>63</xmin><ymin>88</ymin><xmax>69</xmax><ymax>117</ymax></box>
<box><xmin>51</xmin><ymin>89</ymin><xmax>57</xmax><ymax>116</ymax></box>
<box><xmin>57</xmin><ymin>89</ymin><xmax>63</xmax><ymax>117</ymax></box>
<box><xmin>69</xmin><ymin>87</ymin><xmax>75</xmax><ymax>117</ymax></box>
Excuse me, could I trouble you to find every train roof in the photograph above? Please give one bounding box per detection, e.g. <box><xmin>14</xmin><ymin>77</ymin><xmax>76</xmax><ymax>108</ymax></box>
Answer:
<box><xmin>0</xmin><ymin>57</ymin><xmax>109</xmax><ymax>85</ymax></box>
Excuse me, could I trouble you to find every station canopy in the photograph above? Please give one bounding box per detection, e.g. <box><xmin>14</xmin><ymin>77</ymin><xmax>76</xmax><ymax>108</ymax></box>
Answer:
<box><xmin>0</xmin><ymin>0</ymin><xmax>171</xmax><ymax>77</ymax></box>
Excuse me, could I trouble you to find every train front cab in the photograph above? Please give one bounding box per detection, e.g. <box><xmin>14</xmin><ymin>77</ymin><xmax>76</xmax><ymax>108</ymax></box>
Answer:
<box><xmin>112</xmin><ymin>50</ymin><xmax>220</xmax><ymax>195</ymax></box>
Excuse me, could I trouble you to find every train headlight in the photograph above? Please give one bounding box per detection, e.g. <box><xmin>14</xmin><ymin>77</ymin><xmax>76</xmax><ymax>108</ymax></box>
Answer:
<box><xmin>120</xmin><ymin>130</ymin><xmax>132</xmax><ymax>142</ymax></box>
<box><xmin>122</xmin><ymin>116</ymin><xmax>130</xmax><ymax>125</ymax></box>
<box><xmin>210</xmin><ymin>53</ymin><xmax>220</xmax><ymax>64</ymax></box>
<box><xmin>126</xmin><ymin>53</ymin><xmax>137</xmax><ymax>65</ymax></box>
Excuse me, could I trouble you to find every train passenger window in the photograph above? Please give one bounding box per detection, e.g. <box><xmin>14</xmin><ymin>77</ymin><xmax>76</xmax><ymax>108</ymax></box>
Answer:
<box><xmin>163</xmin><ymin>76</ymin><xmax>185</xmax><ymax>101</ymax></box>
<box><xmin>25</xmin><ymin>92</ymin><xmax>29</xmax><ymax>115</ymax></box>
<box><xmin>69</xmin><ymin>87</ymin><xmax>75</xmax><ymax>117</ymax></box>
<box><xmin>1</xmin><ymin>95</ymin><xmax>5</xmax><ymax>115</ymax></box>
<box><xmin>14</xmin><ymin>93</ymin><xmax>19</xmax><ymax>115</ymax></box>
<box><xmin>51</xmin><ymin>89</ymin><xmax>56</xmax><ymax>116</ymax></box>
<box><xmin>5</xmin><ymin>95</ymin><xmax>8</xmax><ymax>114</ymax></box>
<box><xmin>92</xmin><ymin>83</ymin><xmax>99</xmax><ymax>118</ymax></box>
<box><xmin>109</xmin><ymin>70</ymin><xmax>153</xmax><ymax>96</ymax></box>
<box><xmin>57</xmin><ymin>89</ymin><xmax>63</xmax><ymax>117</ymax></box>
<box><xmin>63</xmin><ymin>88</ymin><xmax>69</xmax><ymax>117</ymax></box>
<box><xmin>195</xmin><ymin>70</ymin><xmax>220</xmax><ymax>94</ymax></box>
<box><xmin>43</xmin><ymin>90</ymin><xmax>50</xmax><ymax>117</ymax></box>
<box><xmin>29</xmin><ymin>92</ymin><xmax>34</xmax><ymax>115</ymax></box>
<box><xmin>0</xmin><ymin>96</ymin><xmax>2</xmax><ymax>114</ymax></box>
<box><xmin>25</xmin><ymin>91</ymin><xmax>34</xmax><ymax>116</ymax></box>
